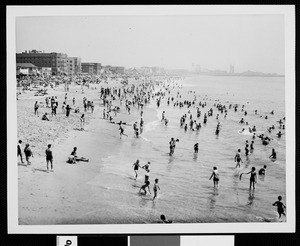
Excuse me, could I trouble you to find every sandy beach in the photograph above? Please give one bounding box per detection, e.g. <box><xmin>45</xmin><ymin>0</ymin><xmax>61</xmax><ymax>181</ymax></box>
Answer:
<box><xmin>18</xmin><ymin>79</ymin><xmax>152</xmax><ymax>224</ymax></box>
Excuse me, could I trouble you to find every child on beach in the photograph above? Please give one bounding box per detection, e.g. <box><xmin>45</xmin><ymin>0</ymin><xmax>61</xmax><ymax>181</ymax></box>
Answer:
<box><xmin>273</xmin><ymin>196</ymin><xmax>286</xmax><ymax>219</ymax></box>
<box><xmin>132</xmin><ymin>159</ymin><xmax>140</xmax><ymax>179</ymax></box>
<box><xmin>42</xmin><ymin>112</ymin><xmax>49</xmax><ymax>121</ymax></box>
<box><xmin>139</xmin><ymin>181</ymin><xmax>151</xmax><ymax>195</ymax></box>
<box><xmin>153</xmin><ymin>178</ymin><xmax>160</xmax><ymax>200</ymax></box>
<box><xmin>45</xmin><ymin>144</ymin><xmax>53</xmax><ymax>172</ymax></box>
<box><xmin>209</xmin><ymin>167</ymin><xmax>219</xmax><ymax>188</ymax></box>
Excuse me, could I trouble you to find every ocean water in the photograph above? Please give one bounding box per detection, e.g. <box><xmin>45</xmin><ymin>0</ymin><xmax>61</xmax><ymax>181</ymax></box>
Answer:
<box><xmin>86</xmin><ymin>75</ymin><xmax>286</xmax><ymax>223</ymax></box>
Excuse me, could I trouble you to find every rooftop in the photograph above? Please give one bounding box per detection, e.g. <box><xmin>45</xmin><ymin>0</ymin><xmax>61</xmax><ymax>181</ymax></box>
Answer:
<box><xmin>16</xmin><ymin>63</ymin><xmax>37</xmax><ymax>68</ymax></box>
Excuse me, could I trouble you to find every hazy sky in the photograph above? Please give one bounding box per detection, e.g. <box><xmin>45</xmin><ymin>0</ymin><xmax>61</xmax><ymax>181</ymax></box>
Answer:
<box><xmin>16</xmin><ymin>15</ymin><xmax>285</xmax><ymax>74</ymax></box>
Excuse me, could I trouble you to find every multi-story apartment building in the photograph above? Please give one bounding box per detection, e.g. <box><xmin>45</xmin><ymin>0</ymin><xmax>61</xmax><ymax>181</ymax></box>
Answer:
<box><xmin>66</xmin><ymin>57</ymin><xmax>81</xmax><ymax>75</ymax></box>
<box><xmin>81</xmin><ymin>63</ymin><xmax>102</xmax><ymax>75</ymax></box>
<box><xmin>16</xmin><ymin>50</ymin><xmax>68</xmax><ymax>75</ymax></box>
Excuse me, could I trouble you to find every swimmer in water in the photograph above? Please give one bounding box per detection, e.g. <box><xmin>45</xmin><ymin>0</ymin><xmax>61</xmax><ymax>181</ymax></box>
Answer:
<box><xmin>194</xmin><ymin>143</ymin><xmax>199</xmax><ymax>153</ymax></box>
<box><xmin>209</xmin><ymin>166</ymin><xmax>219</xmax><ymax>188</ymax></box>
<box><xmin>184</xmin><ymin>124</ymin><xmax>188</xmax><ymax>132</ymax></box>
<box><xmin>245</xmin><ymin>141</ymin><xmax>249</xmax><ymax>156</ymax></box>
<box><xmin>258</xmin><ymin>165</ymin><xmax>267</xmax><ymax>175</ymax></box>
<box><xmin>269</xmin><ymin>148</ymin><xmax>277</xmax><ymax>159</ymax></box>
<box><xmin>273</xmin><ymin>196</ymin><xmax>286</xmax><ymax>219</ymax></box>
<box><xmin>240</xmin><ymin>167</ymin><xmax>257</xmax><ymax>189</ymax></box>
<box><xmin>161</xmin><ymin>111</ymin><xmax>165</xmax><ymax>121</ymax></box>
<box><xmin>277</xmin><ymin>131</ymin><xmax>284</xmax><ymax>138</ymax></box>
<box><xmin>250</xmin><ymin>141</ymin><xmax>254</xmax><ymax>152</ymax></box>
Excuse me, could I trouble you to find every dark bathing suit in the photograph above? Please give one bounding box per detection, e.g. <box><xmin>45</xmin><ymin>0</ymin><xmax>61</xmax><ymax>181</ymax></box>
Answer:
<box><xmin>250</xmin><ymin>172</ymin><xmax>256</xmax><ymax>182</ymax></box>
<box><xmin>45</xmin><ymin>149</ymin><xmax>53</xmax><ymax>160</ymax></box>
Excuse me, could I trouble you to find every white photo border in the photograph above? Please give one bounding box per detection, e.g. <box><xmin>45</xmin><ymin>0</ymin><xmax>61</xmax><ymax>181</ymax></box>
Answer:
<box><xmin>7</xmin><ymin>5</ymin><xmax>295</xmax><ymax>234</ymax></box>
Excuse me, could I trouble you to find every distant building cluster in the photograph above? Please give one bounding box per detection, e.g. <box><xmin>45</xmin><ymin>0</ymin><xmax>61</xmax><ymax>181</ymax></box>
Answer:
<box><xmin>125</xmin><ymin>67</ymin><xmax>166</xmax><ymax>76</ymax></box>
<box><xmin>192</xmin><ymin>64</ymin><xmax>282</xmax><ymax>77</ymax></box>
<box><xmin>16</xmin><ymin>50</ymin><xmax>126</xmax><ymax>76</ymax></box>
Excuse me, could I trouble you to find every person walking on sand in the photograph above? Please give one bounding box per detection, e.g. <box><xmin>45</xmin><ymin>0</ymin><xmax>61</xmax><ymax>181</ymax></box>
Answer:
<box><xmin>17</xmin><ymin>140</ymin><xmax>24</xmax><ymax>164</ymax></box>
<box><xmin>209</xmin><ymin>166</ymin><xmax>219</xmax><ymax>188</ymax></box>
<box><xmin>80</xmin><ymin>114</ymin><xmax>85</xmax><ymax>130</ymax></box>
<box><xmin>119</xmin><ymin>125</ymin><xmax>128</xmax><ymax>139</ymax></box>
<box><xmin>45</xmin><ymin>144</ymin><xmax>53</xmax><ymax>172</ymax></box>
<box><xmin>153</xmin><ymin>178</ymin><xmax>160</xmax><ymax>200</ymax></box>
<box><xmin>132</xmin><ymin>159</ymin><xmax>141</xmax><ymax>179</ymax></box>
<box><xmin>24</xmin><ymin>143</ymin><xmax>33</xmax><ymax>166</ymax></box>
<box><xmin>273</xmin><ymin>196</ymin><xmax>286</xmax><ymax>219</ymax></box>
